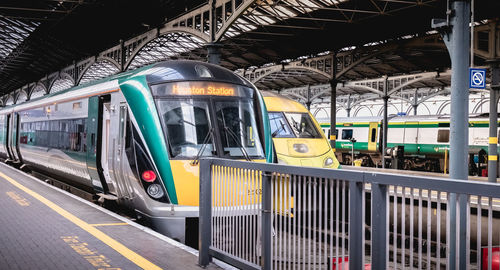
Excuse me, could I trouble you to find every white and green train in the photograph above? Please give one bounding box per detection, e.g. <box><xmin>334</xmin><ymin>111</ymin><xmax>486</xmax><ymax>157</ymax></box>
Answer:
<box><xmin>0</xmin><ymin>60</ymin><xmax>274</xmax><ymax>246</ymax></box>
<box><xmin>318</xmin><ymin>114</ymin><xmax>499</xmax><ymax>175</ymax></box>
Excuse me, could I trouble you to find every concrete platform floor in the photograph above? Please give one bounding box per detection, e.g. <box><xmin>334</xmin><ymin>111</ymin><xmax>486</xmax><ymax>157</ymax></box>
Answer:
<box><xmin>0</xmin><ymin>162</ymin><xmax>228</xmax><ymax>270</ymax></box>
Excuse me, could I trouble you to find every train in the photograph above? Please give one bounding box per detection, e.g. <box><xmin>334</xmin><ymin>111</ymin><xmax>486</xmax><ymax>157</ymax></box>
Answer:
<box><xmin>318</xmin><ymin>114</ymin><xmax>499</xmax><ymax>175</ymax></box>
<box><xmin>0</xmin><ymin>60</ymin><xmax>274</xmax><ymax>245</ymax></box>
<box><xmin>263</xmin><ymin>92</ymin><xmax>339</xmax><ymax>169</ymax></box>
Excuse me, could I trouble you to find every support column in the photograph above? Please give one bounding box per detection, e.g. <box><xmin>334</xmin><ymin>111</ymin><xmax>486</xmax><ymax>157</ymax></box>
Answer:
<box><xmin>489</xmin><ymin>63</ymin><xmax>500</xmax><ymax>182</ymax></box>
<box><xmin>382</xmin><ymin>76</ymin><xmax>389</xmax><ymax>169</ymax></box>
<box><xmin>306</xmin><ymin>85</ymin><xmax>312</xmax><ymax>111</ymax></box>
<box><xmin>329</xmin><ymin>79</ymin><xmax>337</xmax><ymax>148</ymax></box>
<box><xmin>346</xmin><ymin>94</ymin><xmax>352</xmax><ymax>117</ymax></box>
<box><xmin>432</xmin><ymin>1</ymin><xmax>471</xmax><ymax>268</ymax></box>
<box><xmin>206</xmin><ymin>43</ymin><xmax>223</xmax><ymax>65</ymax></box>
<box><xmin>120</xmin><ymin>39</ymin><xmax>125</xmax><ymax>72</ymax></box>
<box><xmin>413</xmin><ymin>104</ymin><xmax>418</xmax><ymax>115</ymax></box>
<box><xmin>413</xmin><ymin>88</ymin><xmax>419</xmax><ymax>115</ymax></box>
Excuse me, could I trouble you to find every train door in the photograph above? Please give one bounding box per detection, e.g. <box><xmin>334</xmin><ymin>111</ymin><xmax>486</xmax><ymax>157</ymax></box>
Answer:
<box><xmin>368</xmin><ymin>122</ymin><xmax>378</xmax><ymax>151</ymax></box>
<box><xmin>109</xmin><ymin>97</ymin><xmax>133</xmax><ymax>200</ymax></box>
<box><xmin>403</xmin><ymin>121</ymin><xmax>419</xmax><ymax>154</ymax></box>
<box><xmin>100</xmin><ymin>102</ymin><xmax>117</xmax><ymax>196</ymax></box>
<box><xmin>0</xmin><ymin>115</ymin><xmax>7</xmax><ymax>158</ymax></box>
<box><xmin>7</xmin><ymin>113</ymin><xmax>20</xmax><ymax>162</ymax></box>
<box><xmin>87</xmin><ymin>96</ymin><xmax>106</xmax><ymax>193</ymax></box>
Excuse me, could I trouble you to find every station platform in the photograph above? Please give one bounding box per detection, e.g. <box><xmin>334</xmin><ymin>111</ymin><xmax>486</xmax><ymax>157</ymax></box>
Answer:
<box><xmin>0</xmin><ymin>163</ymin><xmax>225</xmax><ymax>270</ymax></box>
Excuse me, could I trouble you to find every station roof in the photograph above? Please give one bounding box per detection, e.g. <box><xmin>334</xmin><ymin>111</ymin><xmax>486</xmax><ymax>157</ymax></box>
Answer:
<box><xmin>1</xmin><ymin>0</ymin><xmax>500</xmax><ymax>98</ymax></box>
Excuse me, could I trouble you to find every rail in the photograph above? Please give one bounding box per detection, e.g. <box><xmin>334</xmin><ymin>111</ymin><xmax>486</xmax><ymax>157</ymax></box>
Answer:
<box><xmin>198</xmin><ymin>158</ymin><xmax>500</xmax><ymax>270</ymax></box>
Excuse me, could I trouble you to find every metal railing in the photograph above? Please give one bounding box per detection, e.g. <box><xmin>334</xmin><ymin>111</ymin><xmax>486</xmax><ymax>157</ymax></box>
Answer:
<box><xmin>198</xmin><ymin>158</ymin><xmax>500</xmax><ymax>269</ymax></box>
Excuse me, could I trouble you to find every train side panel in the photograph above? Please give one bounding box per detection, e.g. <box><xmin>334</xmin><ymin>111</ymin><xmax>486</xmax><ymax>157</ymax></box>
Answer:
<box><xmin>18</xmin><ymin>98</ymin><xmax>93</xmax><ymax>191</ymax></box>
<box><xmin>0</xmin><ymin>114</ymin><xmax>7</xmax><ymax>159</ymax></box>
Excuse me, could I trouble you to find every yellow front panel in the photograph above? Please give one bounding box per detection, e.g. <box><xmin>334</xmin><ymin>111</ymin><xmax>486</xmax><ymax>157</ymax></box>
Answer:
<box><xmin>170</xmin><ymin>159</ymin><xmax>267</xmax><ymax>206</ymax></box>
<box><xmin>170</xmin><ymin>160</ymin><xmax>200</xmax><ymax>206</ymax></box>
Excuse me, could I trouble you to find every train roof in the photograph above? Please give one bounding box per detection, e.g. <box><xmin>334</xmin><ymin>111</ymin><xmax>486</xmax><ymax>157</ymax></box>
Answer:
<box><xmin>261</xmin><ymin>91</ymin><xmax>309</xmax><ymax>113</ymax></box>
<box><xmin>317</xmin><ymin>113</ymin><xmax>493</xmax><ymax>125</ymax></box>
<box><xmin>0</xmin><ymin>60</ymin><xmax>253</xmax><ymax>113</ymax></box>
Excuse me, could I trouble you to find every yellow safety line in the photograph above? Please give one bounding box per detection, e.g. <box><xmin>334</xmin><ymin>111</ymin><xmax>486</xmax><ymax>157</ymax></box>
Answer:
<box><xmin>489</xmin><ymin>155</ymin><xmax>498</xmax><ymax>161</ymax></box>
<box><xmin>0</xmin><ymin>171</ymin><xmax>162</xmax><ymax>270</ymax></box>
<box><xmin>91</xmin><ymin>223</ymin><xmax>129</xmax><ymax>227</ymax></box>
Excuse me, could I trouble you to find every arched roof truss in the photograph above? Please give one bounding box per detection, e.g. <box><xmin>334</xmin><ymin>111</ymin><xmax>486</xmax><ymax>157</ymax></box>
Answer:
<box><xmin>127</xmin><ymin>32</ymin><xmax>206</xmax><ymax>70</ymax></box>
<box><xmin>49</xmin><ymin>73</ymin><xmax>74</xmax><ymax>94</ymax></box>
<box><xmin>79</xmin><ymin>59</ymin><xmax>120</xmax><ymax>86</ymax></box>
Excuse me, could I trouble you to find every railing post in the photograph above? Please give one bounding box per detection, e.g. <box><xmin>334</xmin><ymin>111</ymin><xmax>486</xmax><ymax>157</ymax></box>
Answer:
<box><xmin>349</xmin><ymin>181</ymin><xmax>364</xmax><ymax>269</ymax></box>
<box><xmin>371</xmin><ymin>183</ymin><xmax>387</xmax><ymax>269</ymax></box>
<box><xmin>198</xmin><ymin>159</ymin><xmax>212</xmax><ymax>267</ymax></box>
<box><xmin>458</xmin><ymin>193</ymin><xmax>468</xmax><ymax>269</ymax></box>
<box><xmin>261</xmin><ymin>171</ymin><xmax>272</xmax><ymax>270</ymax></box>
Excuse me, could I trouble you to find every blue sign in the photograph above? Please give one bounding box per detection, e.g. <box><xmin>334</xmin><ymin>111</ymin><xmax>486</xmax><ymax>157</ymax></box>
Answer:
<box><xmin>470</xmin><ymin>68</ymin><xmax>486</xmax><ymax>89</ymax></box>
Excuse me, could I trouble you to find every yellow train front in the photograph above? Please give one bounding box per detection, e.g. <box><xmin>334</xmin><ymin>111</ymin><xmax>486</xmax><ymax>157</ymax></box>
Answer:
<box><xmin>262</xmin><ymin>92</ymin><xmax>339</xmax><ymax>169</ymax></box>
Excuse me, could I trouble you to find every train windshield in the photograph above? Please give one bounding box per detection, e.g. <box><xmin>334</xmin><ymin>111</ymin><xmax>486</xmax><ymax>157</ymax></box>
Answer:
<box><xmin>153</xmin><ymin>81</ymin><xmax>265</xmax><ymax>160</ymax></box>
<box><xmin>284</xmin><ymin>113</ymin><xmax>322</xmax><ymax>138</ymax></box>
<box><xmin>215</xmin><ymin>100</ymin><xmax>264</xmax><ymax>158</ymax></box>
<box><xmin>269</xmin><ymin>112</ymin><xmax>294</xmax><ymax>138</ymax></box>
<box><xmin>157</xmin><ymin>99</ymin><xmax>215</xmax><ymax>158</ymax></box>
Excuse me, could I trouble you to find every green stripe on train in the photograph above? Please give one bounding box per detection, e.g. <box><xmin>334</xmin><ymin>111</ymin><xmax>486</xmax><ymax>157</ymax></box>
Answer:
<box><xmin>335</xmin><ymin>142</ymin><xmax>491</xmax><ymax>155</ymax></box>
<box><xmin>119</xmin><ymin>76</ymin><xmax>178</xmax><ymax>204</ymax></box>
<box><xmin>320</xmin><ymin>122</ymin><xmax>500</xmax><ymax>129</ymax></box>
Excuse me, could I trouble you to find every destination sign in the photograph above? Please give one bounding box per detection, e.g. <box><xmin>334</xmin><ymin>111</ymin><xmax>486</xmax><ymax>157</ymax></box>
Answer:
<box><xmin>171</xmin><ymin>84</ymin><xmax>235</xmax><ymax>96</ymax></box>
<box><xmin>152</xmin><ymin>81</ymin><xmax>253</xmax><ymax>98</ymax></box>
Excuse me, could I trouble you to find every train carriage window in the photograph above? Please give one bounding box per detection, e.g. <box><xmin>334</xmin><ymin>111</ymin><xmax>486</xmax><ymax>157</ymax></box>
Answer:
<box><xmin>342</xmin><ymin>129</ymin><xmax>353</xmax><ymax>140</ymax></box>
<box><xmin>437</xmin><ymin>129</ymin><xmax>450</xmax><ymax>143</ymax></box>
<box><xmin>370</xmin><ymin>128</ymin><xmax>377</xmax><ymax>142</ymax></box>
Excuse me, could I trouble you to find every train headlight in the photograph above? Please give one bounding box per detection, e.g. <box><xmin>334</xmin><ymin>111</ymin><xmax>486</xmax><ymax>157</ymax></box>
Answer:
<box><xmin>293</xmin><ymin>144</ymin><xmax>309</xmax><ymax>153</ymax></box>
<box><xmin>324</xmin><ymin>157</ymin><xmax>334</xmax><ymax>167</ymax></box>
<box><xmin>147</xmin><ymin>184</ymin><xmax>165</xmax><ymax>199</ymax></box>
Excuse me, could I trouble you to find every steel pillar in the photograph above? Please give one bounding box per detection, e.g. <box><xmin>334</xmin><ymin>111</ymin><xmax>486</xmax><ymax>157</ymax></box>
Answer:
<box><xmin>382</xmin><ymin>77</ymin><xmax>389</xmax><ymax>169</ymax></box>
<box><xmin>306</xmin><ymin>85</ymin><xmax>311</xmax><ymax>111</ymax></box>
<box><xmin>489</xmin><ymin>63</ymin><xmax>500</xmax><ymax>183</ymax></box>
<box><xmin>330</xmin><ymin>79</ymin><xmax>337</xmax><ymax>148</ymax></box>
<box><xmin>346</xmin><ymin>94</ymin><xmax>352</xmax><ymax>117</ymax></box>
<box><xmin>206</xmin><ymin>43</ymin><xmax>223</xmax><ymax>65</ymax></box>
<box><xmin>432</xmin><ymin>1</ymin><xmax>471</xmax><ymax>268</ymax></box>
<box><xmin>413</xmin><ymin>89</ymin><xmax>419</xmax><ymax>115</ymax></box>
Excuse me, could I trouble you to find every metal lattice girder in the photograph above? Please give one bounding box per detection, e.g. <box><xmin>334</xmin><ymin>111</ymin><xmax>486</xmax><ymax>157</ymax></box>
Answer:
<box><xmin>79</xmin><ymin>60</ymin><xmax>120</xmax><ymax>85</ymax></box>
<box><xmin>127</xmin><ymin>32</ymin><xmax>206</xmax><ymax>70</ymax></box>
<box><xmin>0</xmin><ymin>16</ymin><xmax>38</xmax><ymax>59</ymax></box>
<box><xmin>4</xmin><ymin>0</ymin><xmax>498</xmax><ymax>104</ymax></box>
<box><xmin>238</xmin><ymin>33</ymin><xmax>447</xmax><ymax>91</ymax></box>
<box><xmin>238</xmin><ymin>53</ymin><xmax>334</xmax><ymax>85</ymax></box>
<box><xmin>274</xmin><ymin>69</ymin><xmax>453</xmax><ymax>107</ymax></box>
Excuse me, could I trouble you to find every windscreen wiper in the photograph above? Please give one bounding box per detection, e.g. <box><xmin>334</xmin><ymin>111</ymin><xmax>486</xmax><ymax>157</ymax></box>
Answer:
<box><xmin>272</xmin><ymin>120</ymin><xmax>286</xmax><ymax>137</ymax></box>
<box><xmin>190</xmin><ymin>128</ymin><xmax>214</xmax><ymax>166</ymax></box>
<box><xmin>223</xmin><ymin>126</ymin><xmax>252</xmax><ymax>161</ymax></box>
